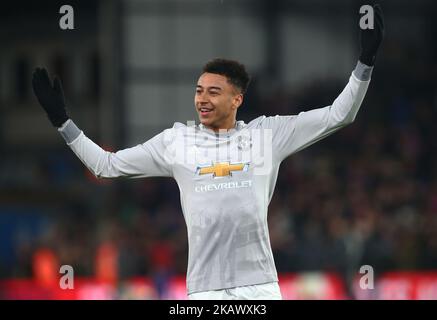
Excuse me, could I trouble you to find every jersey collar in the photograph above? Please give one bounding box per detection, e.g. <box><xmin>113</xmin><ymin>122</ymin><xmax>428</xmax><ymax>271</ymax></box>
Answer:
<box><xmin>198</xmin><ymin>121</ymin><xmax>246</xmax><ymax>135</ymax></box>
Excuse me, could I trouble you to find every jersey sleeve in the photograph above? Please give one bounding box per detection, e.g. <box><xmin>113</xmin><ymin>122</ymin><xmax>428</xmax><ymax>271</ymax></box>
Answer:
<box><xmin>257</xmin><ymin>62</ymin><xmax>372</xmax><ymax>162</ymax></box>
<box><xmin>58</xmin><ymin>120</ymin><xmax>174</xmax><ymax>178</ymax></box>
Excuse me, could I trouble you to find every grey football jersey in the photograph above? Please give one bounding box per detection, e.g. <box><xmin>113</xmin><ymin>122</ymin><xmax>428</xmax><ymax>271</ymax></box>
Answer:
<box><xmin>59</xmin><ymin>63</ymin><xmax>372</xmax><ymax>294</ymax></box>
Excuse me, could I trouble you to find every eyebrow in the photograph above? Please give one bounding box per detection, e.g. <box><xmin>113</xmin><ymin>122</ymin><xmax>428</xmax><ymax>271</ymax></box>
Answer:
<box><xmin>196</xmin><ymin>85</ymin><xmax>222</xmax><ymax>91</ymax></box>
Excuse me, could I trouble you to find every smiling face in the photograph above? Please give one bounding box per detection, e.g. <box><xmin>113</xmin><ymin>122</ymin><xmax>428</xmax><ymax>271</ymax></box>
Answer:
<box><xmin>195</xmin><ymin>72</ymin><xmax>243</xmax><ymax>132</ymax></box>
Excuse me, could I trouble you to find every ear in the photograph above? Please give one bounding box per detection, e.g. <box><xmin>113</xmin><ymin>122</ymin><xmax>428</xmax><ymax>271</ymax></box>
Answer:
<box><xmin>232</xmin><ymin>93</ymin><xmax>243</xmax><ymax>110</ymax></box>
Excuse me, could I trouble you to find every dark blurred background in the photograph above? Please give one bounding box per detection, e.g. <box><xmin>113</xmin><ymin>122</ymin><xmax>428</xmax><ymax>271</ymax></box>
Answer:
<box><xmin>1</xmin><ymin>0</ymin><xmax>437</xmax><ymax>299</ymax></box>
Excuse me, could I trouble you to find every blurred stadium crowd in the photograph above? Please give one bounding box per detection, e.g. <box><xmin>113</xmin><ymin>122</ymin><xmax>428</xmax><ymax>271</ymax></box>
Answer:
<box><xmin>1</xmin><ymin>36</ymin><xmax>437</xmax><ymax>297</ymax></box>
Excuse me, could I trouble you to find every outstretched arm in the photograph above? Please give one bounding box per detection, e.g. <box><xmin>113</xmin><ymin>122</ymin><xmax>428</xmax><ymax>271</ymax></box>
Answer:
<box><xmin>32</xmin><ymin>69</ymin><xmax>173</xmax><ymax>179</ymax></box>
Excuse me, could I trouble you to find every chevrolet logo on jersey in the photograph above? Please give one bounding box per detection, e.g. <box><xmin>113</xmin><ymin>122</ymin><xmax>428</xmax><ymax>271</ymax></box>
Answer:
<box><xmin>196</xmin><ymin>162</ymin><xmax>249</xmax><ymax>178</ymax></box>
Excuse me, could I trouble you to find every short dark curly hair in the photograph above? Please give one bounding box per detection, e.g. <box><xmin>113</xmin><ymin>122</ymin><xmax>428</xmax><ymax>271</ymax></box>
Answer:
<box><xmin>202</xmin><ymin>58</ymin><xmax>250</xmax><ymax>94</ymax></box>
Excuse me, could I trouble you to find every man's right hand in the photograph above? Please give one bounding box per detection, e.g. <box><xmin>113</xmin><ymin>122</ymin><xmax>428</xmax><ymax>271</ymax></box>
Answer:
<box><xmin>32</xmin><ymin>68</ymin><xmax>69</xmax><ymax>127</ymax></box>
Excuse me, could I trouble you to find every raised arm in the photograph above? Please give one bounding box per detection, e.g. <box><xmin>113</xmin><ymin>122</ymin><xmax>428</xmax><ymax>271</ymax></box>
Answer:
<box><xmin>258</xmin><ymin>4</ymin><xmax>385</xmax><ymax>162</ymax></box>
<box><xmin>32</xmin><ymin>68</ymin><xmax>173</xmax><ymax>179</ymax></box>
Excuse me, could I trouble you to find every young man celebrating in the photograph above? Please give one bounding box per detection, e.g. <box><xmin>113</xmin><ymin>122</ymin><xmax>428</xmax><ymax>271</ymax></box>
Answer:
<box><xmin>32</xmin><ymin>6</ymin><xmax>384</xmax><ymax>300</ymax></box>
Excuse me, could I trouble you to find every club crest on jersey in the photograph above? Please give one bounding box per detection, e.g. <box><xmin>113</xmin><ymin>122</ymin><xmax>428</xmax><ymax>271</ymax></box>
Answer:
<box><xmin>237</xmin><ymin>135</ymin><xmax>252</xmax><ymax>150</ymax></box>
<box><xmin>196</xmin><ymin>161</ymin><xmax>249</xmax><ymax>178</ymax></box>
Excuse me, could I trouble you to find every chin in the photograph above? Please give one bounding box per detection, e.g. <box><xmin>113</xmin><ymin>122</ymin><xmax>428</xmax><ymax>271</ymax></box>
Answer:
<box><xmin>199</xmin><ymin>118</ymin><xmax>212</xmax><ymax>126</ymax></box>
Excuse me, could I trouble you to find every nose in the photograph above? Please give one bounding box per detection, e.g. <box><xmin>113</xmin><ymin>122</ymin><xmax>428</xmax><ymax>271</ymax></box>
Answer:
<box><xmin>196</xmin><ymin>92</ymin><xmax>209</xmax><ymax>105</ymax></box>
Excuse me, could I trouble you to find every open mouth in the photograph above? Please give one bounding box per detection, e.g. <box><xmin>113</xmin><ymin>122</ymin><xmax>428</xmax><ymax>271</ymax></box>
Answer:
<box><xmin>199</xmin><ymin>108</ymin><xmax>213</xmax><ymax>116</ymax></box>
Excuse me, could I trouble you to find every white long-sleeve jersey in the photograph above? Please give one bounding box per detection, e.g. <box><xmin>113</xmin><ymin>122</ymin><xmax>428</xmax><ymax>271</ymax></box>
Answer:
<box><xmin>58</xmin><ymin>62</ymin><xmax>372</xmax><ymax>294</ymax></box>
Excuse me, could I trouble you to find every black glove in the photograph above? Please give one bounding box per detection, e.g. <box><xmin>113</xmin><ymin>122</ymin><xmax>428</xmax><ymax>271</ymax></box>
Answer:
<box><xmin>32</xmin><ymin>68</ymin><xmax>69</xmax><ymax>127</ymax></box>
<box><xmin>359</xmin><ymin>4</ymin><xmax>385</xmax><ymax>66</ymax></box>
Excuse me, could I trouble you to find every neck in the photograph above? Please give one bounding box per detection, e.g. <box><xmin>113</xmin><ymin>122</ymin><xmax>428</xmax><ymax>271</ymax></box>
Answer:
<box><xmin>204</xmin><ymin>120</ymin><xmax>237</xmax><ymax>133</ymax></box>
